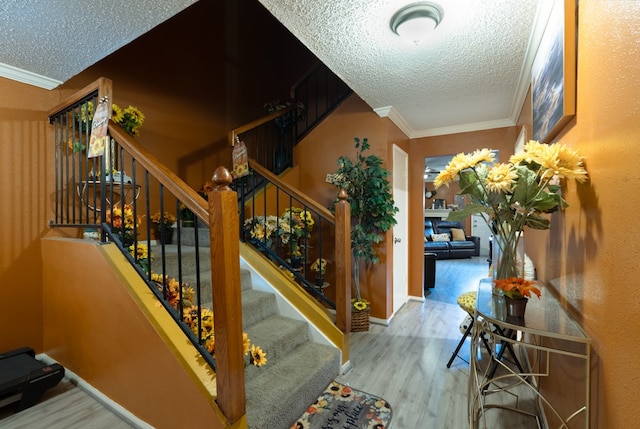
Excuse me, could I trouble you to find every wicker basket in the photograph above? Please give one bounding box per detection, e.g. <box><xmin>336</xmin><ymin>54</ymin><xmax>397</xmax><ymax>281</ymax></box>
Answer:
<box><xmin>351</xmin><ymin>308</ymin><xmax>370</xmax><ymax>332</ymax></box>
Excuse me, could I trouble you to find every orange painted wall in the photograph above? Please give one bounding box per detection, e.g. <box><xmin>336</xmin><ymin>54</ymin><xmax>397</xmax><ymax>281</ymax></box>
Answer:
<box><xmin>58</xmin><ymin>0</ymin><xmax>317</xmax><ymax>192</ymax></box>
<box><xmin>525</xmin><ymin>2</ymin><xmax>640</xmax><ymax>427</ymax></box>
<box><xmin>295</xmin><ymin>95</ymin><xmax>409</xmax><ymax>320</ymax></box>
<box><xmin>3</xmin><ymin>0</ymin><xmax>639</xmax><ymax>424</ymax></box>
<box><xmin>0</xmin><ymin>77</ymin><xmax>60</xmax><ymax>352</ymax></box>
<box><xmin>41</xmin><ymin>238</ymin><xmax>226</xmax><ymax>428</ymax></box>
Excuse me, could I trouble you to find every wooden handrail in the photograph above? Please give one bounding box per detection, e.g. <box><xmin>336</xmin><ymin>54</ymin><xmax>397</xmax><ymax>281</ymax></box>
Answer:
<box><xmin>108</xmin><ymin>122</ymin><xmax>209</xmax><ymax>225</ymax></box>
<box><xmin>248</xmin><ymin>159</ymin><xmax>335</xmax><ymax>222</ymax></box>
<box><xmin>47</xmin><ymin>77</ymin><xmax>113</xmax><ymax>119</ymax></box>
<box><xmin>289</xmin><ymin>61</ymin><xmax>321</xmax><ymax>99</ymax></box>
<box><xmin>247</xmin><ymin>158</ymin><xmax>350</xmax><ymax>335</ymax></box>
<box><xmin>228</xmin><ymin>105</ymin><xmax>296</xmax><ymax>146</ymax></box>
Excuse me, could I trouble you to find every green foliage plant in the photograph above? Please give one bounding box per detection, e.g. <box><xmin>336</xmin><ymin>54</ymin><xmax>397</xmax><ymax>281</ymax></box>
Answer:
<box><xmin>330</xmin><ymin>137</ymin><xmax>398</xmax><ymax>303</ymax></box>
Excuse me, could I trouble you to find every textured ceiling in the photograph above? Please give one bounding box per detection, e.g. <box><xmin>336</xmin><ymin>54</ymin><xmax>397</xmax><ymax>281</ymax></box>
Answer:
<box><xmin>0</xmin><ymin>0</ymin><xmax>197</xmax><ymax>88</ymax></box>
<box><xmin>259</xmin><ymin>0</ymin><xmax>554</xmax><ymax>137</ymax></box>
<box><xmin>0</xmin><ymin>0</ymin><xmax>555</xmax><ymax>138</ymax></box>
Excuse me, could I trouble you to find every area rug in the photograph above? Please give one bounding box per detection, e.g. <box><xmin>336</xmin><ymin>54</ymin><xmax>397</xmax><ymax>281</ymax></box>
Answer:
<box><xmin>291</xmin><ymin>381</ymin><xmax>392</xmax><ymax>429</ymax></box>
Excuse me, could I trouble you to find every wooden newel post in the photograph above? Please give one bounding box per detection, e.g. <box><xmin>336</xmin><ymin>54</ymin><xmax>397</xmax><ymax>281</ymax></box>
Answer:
<box><xmin>334</xmin><ymin>188</ymin><xmax>351</xmax><ymax>333</ymax></box>
<box><xmin>209</xmin><ymin>166</ymin><xmax>246</xmax><ymax>424</ymax></box>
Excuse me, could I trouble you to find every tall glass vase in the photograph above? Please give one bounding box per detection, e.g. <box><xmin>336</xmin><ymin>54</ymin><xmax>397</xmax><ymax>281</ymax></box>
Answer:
<box><xmin>491</xmin><ymin>232</ymin><xmax>525</xmax><ymax>282</ymax></box>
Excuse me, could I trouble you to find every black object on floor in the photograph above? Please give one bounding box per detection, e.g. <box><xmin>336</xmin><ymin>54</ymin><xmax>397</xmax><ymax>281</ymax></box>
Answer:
<box><xmin>424</xmin><ymin>252</ymin><xmax>437</xmax><ymax>291</ymax></box>
<box><xmin>0</xmin><ymin>347</ymin><xmax>65</xmax><ymax>412</ymax></box>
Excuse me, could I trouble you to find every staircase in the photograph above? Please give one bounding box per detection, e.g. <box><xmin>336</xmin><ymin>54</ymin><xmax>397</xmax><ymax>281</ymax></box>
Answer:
<box><xmin>150</xmin><ymin>244</ymin><xmax>341</xmax><ymax>429</ymax></box>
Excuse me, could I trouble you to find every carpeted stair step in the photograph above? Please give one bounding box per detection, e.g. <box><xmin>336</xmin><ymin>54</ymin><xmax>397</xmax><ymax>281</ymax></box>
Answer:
<box><xmin>241</xmin><ymin>289</ymin><xmax>278</xmax><ymax>328</ymax></box>
<box><xmin>178</xmin><ymin>219</ymin><xmax>210</xmax><ymax>247</ymax></box>
<box><xmin>147</xmin><ymin>243</ymin><xmax>341</xmax><ymax>428</ymax></box>
<box><xmin>176</xmin><ymin>267</ymin><xmax>253</xmax><ymax>309</ymax></box>
<box><xmin>243</xmin><ymin>315</ymin><xmax>309</xmax><ymax>382</ymax></box>
<box><xmin>149</xmin><ymin>245</ymin><xmax>209</xmax><ymax>273</ymax></box>
<box><xmin>148</xmin><ymin>244</ymin><xmax>213</xmax><ymax>304</ymax></box>
<box><xmin>240</xmin><ymin>268</ymin><xmax>253</xmax><ymax>291</ymax></box>
<box><xmin>245</xmin><ymin>342</ymin><xmax>341</xmax><ymax>429</ymax></box>
<box><xmin>149</xmin><ymin>246</ymin><xmax>252</xmax><ymax>289</ymax></box>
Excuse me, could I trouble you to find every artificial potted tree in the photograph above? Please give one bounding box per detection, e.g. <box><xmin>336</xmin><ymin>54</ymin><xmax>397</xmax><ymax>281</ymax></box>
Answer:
<box><xmin>330</xmin><ymin>137</ymin><xmax>398</xmax><ymax>331</ymax></box>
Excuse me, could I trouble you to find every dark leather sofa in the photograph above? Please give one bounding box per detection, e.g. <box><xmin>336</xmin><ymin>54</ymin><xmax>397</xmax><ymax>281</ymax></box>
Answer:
<box><xmin>424</xmin><ymin>219</ymin><xmax>479</xmax><ymax>259</ymax></box>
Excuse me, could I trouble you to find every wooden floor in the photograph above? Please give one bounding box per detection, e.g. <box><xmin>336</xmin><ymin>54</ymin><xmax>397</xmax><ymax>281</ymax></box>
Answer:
<box><xmin>0</xmin><ymin>257</ymin><xmax>540</xmax><ymax>429</ymax></box>
<box><xmin>0</xmin><ymin>378</ymin><xmax>135</xmax><ymax>429</ymax></box>
<box><xmin>336</xmin><ymin>256</ymin><xmax>540</xmax><ymax>429</ymax></box>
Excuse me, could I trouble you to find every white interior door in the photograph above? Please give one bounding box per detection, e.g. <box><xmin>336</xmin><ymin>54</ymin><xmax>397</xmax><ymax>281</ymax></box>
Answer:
<box><xmin>392</xmin><ymin>145</ymin><xmax>409</xmax><ymax>315</ymax></box>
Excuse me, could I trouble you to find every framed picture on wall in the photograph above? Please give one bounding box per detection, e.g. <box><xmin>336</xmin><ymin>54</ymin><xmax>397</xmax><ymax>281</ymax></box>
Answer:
<box><xmin>531</xmin><ymin>0</ymin><xmax>576</xmax><ymax>143</ymax></box>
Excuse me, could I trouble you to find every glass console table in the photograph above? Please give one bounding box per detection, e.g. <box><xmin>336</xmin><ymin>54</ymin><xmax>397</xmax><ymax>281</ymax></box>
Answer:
<box><xmin>469</xmin><ymin>278</ymin><xmax>591</xmax><ymax>428</ymax></box>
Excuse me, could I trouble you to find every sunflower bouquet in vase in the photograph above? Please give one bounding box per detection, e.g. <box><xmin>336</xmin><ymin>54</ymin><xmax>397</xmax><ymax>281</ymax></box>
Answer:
<box><xmin>434</xmin><ymin>140</ymin><xmax>587</xmax><ymax>310</ymax></box>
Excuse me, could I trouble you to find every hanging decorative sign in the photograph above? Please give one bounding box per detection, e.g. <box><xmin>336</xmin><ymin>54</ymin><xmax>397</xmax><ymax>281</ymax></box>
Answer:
<box><xmin>232</xmin><ymin>136</ymin><xmax>249</xmax><ymax>178</ymax></box>
<box><xmin>87</xmin><ymin>97</ymin><xmax>111</xmax><ymax>159</ymax></box>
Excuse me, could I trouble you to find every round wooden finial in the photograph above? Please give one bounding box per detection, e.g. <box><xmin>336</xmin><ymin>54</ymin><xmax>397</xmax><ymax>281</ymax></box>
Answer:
<box><xmin>212</xmin><ymin>166</ymin><xmax>233</xmax><ymax>191</ymax></box>
<box><xmin>338</xmin><ymin>188</ymin><xmax>348</xmax><ymax>201</ymax></box>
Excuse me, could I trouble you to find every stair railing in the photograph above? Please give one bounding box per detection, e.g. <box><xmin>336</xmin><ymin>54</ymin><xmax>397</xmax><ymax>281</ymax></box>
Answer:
<box><xmin>228</xmin><ymin>60</ymin><xmax>354</xmax><ymax>333</ymax></box>
<box><xmin>291</xmin><ymin>61</ymin><xmax>353</xmax><ymax>141</ymax></box>
<box><xmin>236</xmin><ymin>159</ymin><xmax>352</xmax><ymax>333</ymax></box>
<box><xmin>229</xmin><ymin>104</ymin><xmax>298</xmax><ymax>175</ymax></box>
<box><xmin>229</xmin><ymin>62</ymin><xmax>353</xmax><ymax>177</ymax></box>
<box><xmin>47</xmin><ymin>78</ymin><xmax>247</xmax><ymax>425</ymax></box>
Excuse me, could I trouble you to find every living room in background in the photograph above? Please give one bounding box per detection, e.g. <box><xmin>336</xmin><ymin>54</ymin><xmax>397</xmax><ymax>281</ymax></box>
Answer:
<box><xmin>425</xmin><ymin>151</ymin><xmax>501</xmax><ymax>258</ymax></box>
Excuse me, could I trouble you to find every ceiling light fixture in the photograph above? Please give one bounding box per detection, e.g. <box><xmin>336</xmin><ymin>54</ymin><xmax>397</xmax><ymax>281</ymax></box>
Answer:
<box><xmin>390</xmin><ymin>2</ymin><xmax>443</xmax><ymax>44</ymax></box>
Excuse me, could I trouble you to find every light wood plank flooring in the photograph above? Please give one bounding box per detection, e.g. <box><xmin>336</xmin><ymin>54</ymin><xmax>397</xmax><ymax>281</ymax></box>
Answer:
<box><xmin>336</xmin><ymin>256</ymin><xmax>540</xmax><ymax>429</ymax></box>
<box><xmin>0</xmin><ymin>257</ymin><xmax>540</xmax><ymax>428</ymax></box>
<box><xmin>0</xmin><ymin>378</ymin><xmax>135</xmax><ymax>429</ymax></box>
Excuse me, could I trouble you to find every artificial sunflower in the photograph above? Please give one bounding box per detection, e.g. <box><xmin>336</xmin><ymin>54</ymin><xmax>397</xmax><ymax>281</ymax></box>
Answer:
<box><xmin>435</xmin><ymin>140</ymin><xmax>587</xmax><ymax>281</ymax></box>
<box><xmin>250</xmin><ymin>344</ymin><xmax>268</xmax><ymax>367</ymax></box>
<box><xmin>351</xmin><ymin>298</ymin><xmax>370</xmax><ymax>312</ymax></box>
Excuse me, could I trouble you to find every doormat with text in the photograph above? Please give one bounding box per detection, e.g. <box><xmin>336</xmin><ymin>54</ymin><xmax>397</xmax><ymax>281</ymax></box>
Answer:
<box><xmin>291</xmin><ymin>381</ymin><xmax>392</xmax><ymax>429</ymax></box>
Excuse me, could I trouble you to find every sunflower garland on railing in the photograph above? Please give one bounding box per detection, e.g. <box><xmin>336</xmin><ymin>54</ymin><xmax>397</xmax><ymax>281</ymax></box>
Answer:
<box><xmin>110</xmin><ymin>103</ymin><xmax>145</xmax><ymax>136</ymax></box>
<box><xmin>105</xmin><ymin>203</ymin><xmax>141</xmax><ymax>242</ymax></box>
<box><xmin>150</xmin><ymin>273</ymin><xmax>267</xmax><ymax>367</ymax></box>
<box><xmin>129</xmin><ymin>242</ymin><xmax>152</xmax><ymax>274</ymax></box>
<box><xmin>72</xmin><ymin>101</ymin><xmax>145</xmax><ymax>147</ymax></box>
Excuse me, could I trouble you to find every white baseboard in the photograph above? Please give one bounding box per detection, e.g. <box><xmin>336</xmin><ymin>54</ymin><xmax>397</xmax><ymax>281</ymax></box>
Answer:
<box><xmin>37</xmin><ymin>353</ymin><xmax>153</xmax><ymax>429</ymax></box>
<box><xmin>370</xmin><ymin>315</ymin><xmax>390</xmax><ymax>326</ymax></box>
<box><xmin>341</xmin><ymin>360</ymin><xmax>353</xmax><ymax>375</ymax></box>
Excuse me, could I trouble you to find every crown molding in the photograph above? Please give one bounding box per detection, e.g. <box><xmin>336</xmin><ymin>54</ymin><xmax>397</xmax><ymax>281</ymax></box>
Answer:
<box><xmin>373</xmin><ymin>105</ymin><xmax>413</xmax><ymax>138</ymax></box>
<box><xmin>0</xmin><ymin>62</ymin><xmax>61</xmax><ymax>90</ymax></box>
<box><xmin>411</xmin><ymin>118</ymin><xmax>516</xmax><ymax>138</ymax></box>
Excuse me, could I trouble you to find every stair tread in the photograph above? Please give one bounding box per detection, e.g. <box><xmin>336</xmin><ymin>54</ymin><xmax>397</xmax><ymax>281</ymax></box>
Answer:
<box><xmin>149</xmin><ymin>244</ymin><xmax>341</xmax><ymax>429</ymax></box>
<box><xmin>241</xmin><ymin>289</ymin><xmax>278</xmax><ymax>329</ymax></box>
<box><xmin>244</xmin><ymin>315</ymin><xmax>309</xmax><ymax>380</ymax></box>
<box><xmin>246</xmin><ymin>342</ymin><xmax>340</xmax><ymax>429</ymax></box>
